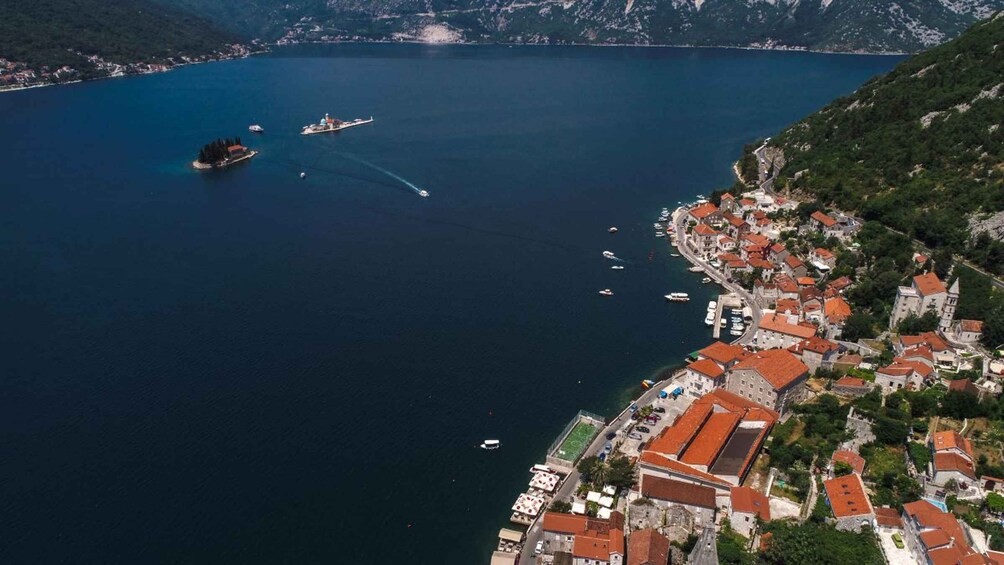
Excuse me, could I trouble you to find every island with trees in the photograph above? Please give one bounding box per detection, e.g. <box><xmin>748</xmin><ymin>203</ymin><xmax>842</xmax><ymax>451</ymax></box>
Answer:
<box><xmin>192</xmin><ymin>137</ymin><xmax>257</xmax><ymax>170</ymax></box>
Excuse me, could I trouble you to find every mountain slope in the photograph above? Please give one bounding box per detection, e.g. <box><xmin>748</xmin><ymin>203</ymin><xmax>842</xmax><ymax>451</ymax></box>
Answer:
<box><xmin>260</xmin><ymin>0</ymin><xmax>1004</xmax><ymax>53</ymax></box>
<box><xmin>0</xmin><ymin>0</ymin><xmax>241</xmax><ymax>85</ymax></box>
<box><xmin>769</xmin><ymin>12</ymin><xmax>1004</xmax><ymax>275</ymax></box>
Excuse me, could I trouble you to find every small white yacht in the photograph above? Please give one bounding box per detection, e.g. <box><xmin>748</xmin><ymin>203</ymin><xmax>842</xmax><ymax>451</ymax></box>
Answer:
<box><xmin>702</xmin><ymin>277</ymin><xmax>712</xmax><ymax>284</ymax></box>
<box><xmin>666</xmin><ymin>292</ymin><xmax>690</xmax><ymax>302</ymax></box>
<box><xmin>688</xmin><ymin>266</ymin><xmax>704</xmax><ymax>273</ymax></box>
<box><xmin>670</xmin><ymin>253</ymin><xmax>680</xmax><ymax>257</ymax></box>
<box><xmin>704</xmin><ymin>312</ymin><xmax>716</xmax><ymax>326</ymax></box>
<box><xmin>602</xmin><ymin>251</ymin><xmax>616</xmax><ymax>259</ymax></box>
<box><xmin>730</xmin><ymin>329</ymin><xmax>744</xmax><ymax>337</ymax></box>
<box><xmin>418</xmin><ymin>190</ymin><xmax>430</xmax><ymax>198</ymax></box>
<box><xmin>655</xmin><ymin>232</ymin><xmax>665</xmax><ymax>238</ymax></box>
<box><xmin>707</xmin><ymin>301</ymin><xmax>718</xmax><ymax>311</ymax></box>
<box><xmin>248</xmin><ymin>124</ymin><xmax>264</xmax><ymax>133</ymax></box>
<box><xmin>599</xmin><ymin>289</ymin><xmax>614</xmax><ymax>296</ymax></box>
<box><xmin>480</xmin><ymin>439</ymin><xmax>500</xmax><ymax>450</ymax></box>
<box><xmin>608</xmin><ymin>227</ymin><xmax>618</xmax><ymax>233</ymax></box>
<box><xmin>611</xmin><ymin>265</ymin><xmax>625</xmax><ymax>270</ymax></box>
<box><xmin>299</xmin><ymin>172</ymin><xmax>306</xmax><ymax>179</ymax></box>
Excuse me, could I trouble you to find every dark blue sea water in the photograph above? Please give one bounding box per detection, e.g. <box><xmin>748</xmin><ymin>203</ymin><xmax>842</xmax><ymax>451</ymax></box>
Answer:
<box><xmin>0</xmin><ymin>44</ymin><xmax>899</xmax><ymax>563</ymax></box>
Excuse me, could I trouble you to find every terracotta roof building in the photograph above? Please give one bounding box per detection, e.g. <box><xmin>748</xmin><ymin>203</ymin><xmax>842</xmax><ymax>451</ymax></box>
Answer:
<box><xmin>725</xmin><ymin>349</ymin><xmax>809</xmax><ymax>414</ymax></box>
<box><xmin>753</xmin><ymin>313</ymin><xmax>818</xmax><ymax>350</ymax></box>
<box><xmin>640</xmin><ymin>476</ymin><xmax>717</xmax><ymax>526</ymax></box>
<box><xmin>902</xmin><ymin>500</ymin><xmax>982</xmax><ymax>565</ymax></box>
<box><xmin>931</xmin><ymin>430</ymin><xmax>977</xmax><ymax>485</ymax></box>
<box><xmin>823</xmin><ymin>474</ymin><xmax>874</xmax><ymax>531</ymax></box>
<box><xmin>833</xmin><ymin>375</ymin><xmax>873</xmax><ymax>396</ymax></box>
<box><xmin>831</xmin><ymin>450</ymin><xmax>866</xmax><ymax>475</ymax></box>
<box><xmin>541</xmin><ymin>512</ymin><xmax>625</xmax><ymax>565</ymax></box>
<box><xmin>627</xmin><ymin>529</ymin><xmax>670</xmax><ymax>565</ymax></box>
<box><xmin>730</xmin><ymin>486</ymin><xmax>771</xmax><ymax>538</ymax></box>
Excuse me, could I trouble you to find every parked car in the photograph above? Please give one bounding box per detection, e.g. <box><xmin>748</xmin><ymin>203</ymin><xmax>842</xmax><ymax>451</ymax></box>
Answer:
<box><xmin>535</xmin><ymin>541</ymin><xmax>544</xmax><ymax>555</ymax></box>
<box><xmin>606</xmin><ymin>432</ymin><xmax>617</xmax><ymax>441</ymax></box>
<box><xmin>628</xmin><ymin>432</ymin><xmax>643</xmax><ymax>440</ymax></box>
<box><xmin>653</xmin><ymin>407</ymin><xmax>666</xmax><ymax>413</ymax></box>
<box><xmin>636</xmin><ymin>426</ymin><xmax>651</xmax><ymax>433</ymax></box>
<box><xmin>649</xmin><ymin>414</ymin><xmax>662</xmax><ymax>421</ymax></box>
<box><xmin>645</xmin><ymin>417</ymin><xmax>658</xmax><ymax>424</ymax></box>
<box><xmin>598</xmin><ymin>452</ymin><xmax>607</xmax><ymax>462</ymax></box>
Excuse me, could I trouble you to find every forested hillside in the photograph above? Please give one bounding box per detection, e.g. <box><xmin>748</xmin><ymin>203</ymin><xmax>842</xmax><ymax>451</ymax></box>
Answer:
<box><xmin>771</xmin><ymin>12</ymin><xmax>1004</xmax><ymax>276</ymax></box>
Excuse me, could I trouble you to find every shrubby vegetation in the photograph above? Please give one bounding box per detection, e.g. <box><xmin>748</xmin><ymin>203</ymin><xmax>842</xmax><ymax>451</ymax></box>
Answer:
<box><xmin>771</xmin><ymin>16</ymin><xmax>1004</xmax><ymax>276</ymax></box>
<box><xmin>760</xmin><ymin>521</ymin><xmax>884</xmax><ymax>565</ymax></box>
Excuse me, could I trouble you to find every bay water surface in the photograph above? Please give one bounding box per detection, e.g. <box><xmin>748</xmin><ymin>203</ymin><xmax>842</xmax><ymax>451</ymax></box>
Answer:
<box><xmin>0</xmin><ymin>44</ymin><xmax>899</xmax><ymax>563</ymax></box>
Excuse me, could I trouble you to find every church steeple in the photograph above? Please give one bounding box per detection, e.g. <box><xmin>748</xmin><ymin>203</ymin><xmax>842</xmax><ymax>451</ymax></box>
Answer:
<box><xmin>939</xmin><ymin>278</ymin><xmax>960</xmax><ymax>334</ymax></box>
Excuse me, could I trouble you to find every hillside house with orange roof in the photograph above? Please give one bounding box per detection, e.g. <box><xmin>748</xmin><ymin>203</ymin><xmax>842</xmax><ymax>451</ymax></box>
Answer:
<box><xmin>931</xmin><ymin>431</ymin><xmax>977</xmax><ymax>487</ymax></box>
<box><xmin>875</xmin><ymin>361</ymin><xmax>930</xmax><ymax>394</ymax></box>
<box><xmin>788</xmin><ymin>336</ymin><xmax>841</xmax><ymax>373</ymax></box>
<box><xmin>823</xmin><ymin>474</ymin><xmax>875</xmax><ymax>531</ymax></box>
<box><xmin>540</xmin><ymin>511</ymin><xmax>625</xmax><ymax>565</ymax></box>
<box><xmin>823</xmin><ymin>296</ymin><xmax>853</xmax><ymax>338</ymax></box>
<box><xmin>902</xmin><ymin>500</ymin><xmax>990</xmax><ymax>565</ymax></box>
<box><xmin>832</xmin><ymin>376</ymin><xmax>873</xmax><ymax>396</ymax></box>
<box><xmin>810</xmin><ymin>247</ymin><xmax>836</xmax><ymax>270</ymax></box>
<box><xmin>690</xmin><ymin>223</ymin><xmax>720</xmax><ymax>260</ymax></box>
<box><xmin>889</xmin><ymin>272</ymin><xmax>954</xmax><ymax>330</ymax></box>
<box><xmin>680</xmin><ymin>358</ymin><xmax>727</xmax><ymax>399</ymax></box>
<box><xmin>687</xmin><ymin>203</ymin><xmax>722</xmax><ymax>226</ymax></box>
<box><xmin>627</xmin><ymin>529</ymin><xmax>670</xmax><ymax>565</ymax></box>
<box><xmin>831</xmin><ymin>450</ymin><xmax>866</xmax><ymax>475</ymax></box>
<box><xmin>641</xmin><ymin>390</ymin><xmax>777</xmax><ymax>490</ymax></box>
<box><xmin>752</xmin><ymin>312</ymin><xmax>818</xmax><ymax>350</ymax></box>
<box><xmin>729</xmin><ymin>486</ymin><xmax>770</xmax><ymax>538</ymax></box>
<box><xmin>725</xmin><ymin>348</ymin><xmax>809</xmax><ymax>414</ymax></box>
<box><xmin>951</xmin><ymin>319</ymin><xmax>984</xmax><ymax>344</ymax></box>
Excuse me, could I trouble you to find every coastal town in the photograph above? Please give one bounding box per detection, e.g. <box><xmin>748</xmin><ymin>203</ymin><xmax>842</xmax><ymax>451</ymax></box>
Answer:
<box><xmin>489</xmin><ymin>149</ymin><xmax>1004</xmax><ymax>565</ymax></box>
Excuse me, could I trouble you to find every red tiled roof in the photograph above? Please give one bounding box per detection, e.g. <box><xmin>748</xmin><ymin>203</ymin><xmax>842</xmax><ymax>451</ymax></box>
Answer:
<box><xmin>825</xmin><ymin>297</ymin><xmax>852</xmax><ymax>323</ymax></box>
<box><xmin>960</xmin><ymin>320</ymin><xmax>984</xmax><ymax>333</ymax></box>
<box><xmin>689</xmin><ymin>203</ymin><xmax>720</xmax><ymax>219</ymax></box>
<box><xmin>904</xmin><ymin>500</ymin><xmax>972</xmax><ymax>559</ymax></box>
<box><xmin>811</xmin><ymin>211</ymin><xmax>838</xmax><ymax>227</ymax></box>
<box><xmin>732</xmin><ymin>349</ymin><xmax>809</xmax><ymax>390</ymax></box>
<box><xmin>721</xmin><ymin>193</ymin><xmax>735</xmax><ymax>201</ymax></box>
<box><xmin>769</xmin><ymin>243</ymin><xmax>786</xmax><ymax>254</ymax></box>
<box><xmin>900</xmin><ymin>345</ymin><xmax>934</xmax><ymax>362</ymax></box>
<box><xmin>742</xmin><ymin>234</ymin><xmax>771</xmax><ymax>247</ymax></box>
<box><xmin>831</xmin><ymin>450</ymin><xmax>866</xmax><ymax>474</ymax></box>
<box><xmin>813</xmin><ymin>248</ymin><xmax>835</xmax><ymax>260</ymax></box>
<box><xmin>823</xmin><ymin>474</ymin><xmax>873</xmax><ymax>518</ymax></box>
<box><xmin>680</xmin><ymin>411</ymin><xmax>742</xmax><ymax>467</ymax></box>
<box><xmin>922</xmin><ymin>529</ymin><xmax>953</xmax><ymax>549</ymax></box>
<box><xmin>913</xmin><ymin>272</ymin><xmax>947</xmax><ymax>296</ymax></box>
<box><xmin>638</xmin><ymin>451</ymin><xmax>733</xmax><ymax>488</ymax></box>
<box><xmin>934</xmin><ymin>453</ymin><xmax>977</xmax><ymax>480</ymax></box>
<box><xmin>890</xmin><ymin>359</ymin><xmax>935</xmax><ymax>378</ymax></box>
<box><xmin>834</xmin><ymin>376</ymin><xmax>870</xmax><ymax>389</ymax></box>
<box><xmin>784</xmin><ymin>255</ymin><xmax>805</xmax><ymax>269</ymax></box>
<box><xmin>648</xmin><ymin>403</ymin><xmax>714</xmax><ymax>458</ymax></box>
<box><xmin>730</xmin><ymin>486</ymin><xmax>771</xmax><ymax>521</ymax></box>
<box><xmin>641</xmin><ymin>476</ymin><xmax>716</xmax><ymax>508</ymax></box>
<box><xmin>688</xmin><ymin>358</ymin><xmax>725</xmax><ymax>379</ymax></box>
<box><xmin>775</xmin><ymin>298</ymin><xmax>800</xmax><ymax>315</ymax></box>
<box><xmin>698</xmin><ymin>342</ymin><xmax>749</xmax><ymax>366</ymax></box>
<box><xmin>790</xmin><ymin>336</ymin><xmax>840</xmax><ymax>355</ymax></box>
<box><xmin>694</xmin><ymin>223</ymin><xmax>719</xmax><ymax>236</ymax></box>
<box><xmin>796</xmin><ymin>276</ymin><xmax>816</xmax><ymax>286</ymax></box>
<box><xmin>627</xmin><ymin>529</ymin><xmax>670</xmax><ymax>565</ymax></box>
<box><xmin>875</xmin><ymin>507</ymin><xmax>903</xmax><ymax>528</ymax></box>
<box><xmin>542</xmin><ymin>511</ymin><xmax>625</xmax><ymax>559</ymax></box>
<box><xmin>758</xmin><ymin>313</ymin><xmax>817</xmax><ymax>339</ymax></box>
<box><xmin>933</xmin><ymin>431</ymin><xmax>975</xmax><ymax>459</ymax></box>
<box><xmin>773</xmin><ymin>274</ymin><xmax>799</xmax><ymax>294</ymax></box>
<box><xmin>828</xmin><ymin>276</ymin><xmax>853</xmax><ymax>291</ymax></box>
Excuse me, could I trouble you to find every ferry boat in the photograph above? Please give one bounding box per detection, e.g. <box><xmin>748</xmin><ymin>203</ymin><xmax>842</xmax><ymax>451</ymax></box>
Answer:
<box><xmin>599</xmin><ymin>289</ymin><xmax>614</xmax><ymax>296</ymax></box>
<box><xmin>665</xmin><ymin>292</ymin><xmax>690</xmax><ymax>302</ymax></box>
<box><xmin>301</xmin><ymin>113</ymin><xmax>374</xmax><ymax>135</ymax></box>
<box><xmin>608</xmin><ymin>227</ymin><xmax>618</xmax><ymax>233</ymax></box>
<box><xmin>611</xmin><ymin>265</ymin><xmax>625</xmax><ymax>270</ymax></box>
<box><xmin>688</xmin><ymin>266</ymin><xmax>704</xmax><ymax>273</ymax></box>
<box><xmin>480</xmin><ymin>439</ymin><xmax>500</xmax><ymax>450</ymax></box>
<box><xmin>704</xmin><ymin>312</ymin><xmax>716</xmax><ymax>326</ymax></box>
<box><xmin>602</xmin><ymin>251</ymin><xmax>616</xmax><ymax>259</ymax></box>
<box><xmin>248</xmin><ymin>124</ymin><xmax>264</xmax><ymax>133</ymax></box>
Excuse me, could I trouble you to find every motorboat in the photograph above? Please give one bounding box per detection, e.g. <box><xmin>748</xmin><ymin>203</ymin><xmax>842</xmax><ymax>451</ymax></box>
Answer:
<box><xmin>248</xmin><ymin>124</ymin><xmax>264</xmax><ymax>133</ymax></box>
<box><xmin>299</xmin><ymin>172</ymin><xmax>306</xmax><ymax>179</ymax></box>
<box><xmin>480</xmin><ymin>439</ymin><xmax>500</xmax><ymax>450</ymax></box>
<box><xmin>641</xmin><ymin>380</ymin><xmax>655</xmax><ymax>389</ymax></box>
<box><xmin>688</xmin><ymin>266</ymin><xmax>704</xmax><ymax>273</ymax></box>
<box><xmin>666</xmin><ymin>292</ymin><xmax>690</xmax><ymax>302</ymax></box>
<box><xmin>599</xmin><ymin>289</ymin><xmax>614</xmax><ymax>296</ymax></box>
<box><xmin>720</xmin><ymin>319</ymin><xmax>727</xmax><ymax>327</ymax></box>
<box><xmin>702</xmin><ymin>277</ymin><xmax>712</xmax><ymax>283</ymax></box>
<box><xmin>655</xmin><ymin>232</ymin><xmax>665</xmax><ymax>238</ymax></box>
<box><xmin>608</xmin><ymin>227</ymin><xmax>618</xmax><ymax>233</ymax></box>
<box><xmin>418</xmin><ymin>190</ymin><xmax>430</xmax><ymax>198</ymax></box>
<box><xmin>730</xmin><ymin>329</ymin><xmax>743</xmax><ymax>337</ymax></box>
<box><xmin>611</xmin><ymin>265</ymin><xmax>625</xmax><ymax>270</ymax></box>
<box><xmin>602</xmin><ymin>251</ymin><xmax>616</xmax><ymax>259</ymax></box>
<box><xmin>707</xmin><ymin>301</ymin><xmax>717</xmax><ymax>311</ymax></box>
<box><xmin>670</xmin><ymin>253</ymin><xmax>680</xmax><ymax>257</ymax></box>
<box><xmin>704</xmin><ymin>312</ymin><xmax>716</xmax><ymax>326</ymax></box>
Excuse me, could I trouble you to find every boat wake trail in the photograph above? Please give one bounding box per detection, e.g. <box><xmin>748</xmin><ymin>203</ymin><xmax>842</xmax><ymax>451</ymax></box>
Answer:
<box><xmin>331</xmin><ymin>151</ymin><xmax>428</xmax><ymax>197</ymax></box>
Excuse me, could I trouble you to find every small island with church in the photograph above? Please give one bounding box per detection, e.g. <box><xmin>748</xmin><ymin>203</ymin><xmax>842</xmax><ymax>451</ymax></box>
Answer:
<box><xmin>192</xmin><ymin>137</ymin><xmax>257</xmax><ymax>170</ymax></box>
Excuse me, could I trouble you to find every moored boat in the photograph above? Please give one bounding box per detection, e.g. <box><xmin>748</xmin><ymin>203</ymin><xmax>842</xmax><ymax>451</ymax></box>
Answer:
<box><xmin>248</xmin><ymin>124</ymin><xmax>264</xmax><ymax>133</ymax></box>
<box><xmin>608</xmin><ymin>227</ymin><xmax>618</xmax><ymax>233</ymax></box>
<box><xmin>480</xmin><ymin>439</ymin><xmax>500</xmax><ymax>450</ymax></box>
<box><xmin>602</xmin><ymin>251</ymin><xmax>616</xmax><ymax>259</ymax></box>
<box><xmin>599</xmin><ymin>289</ymin><xmax>614</xmax><ymax>296</ymax></box>
<box><xmin>665</xmin><ymin>292</ymin><xmax>690</xmax><ymax>302</ymax></box>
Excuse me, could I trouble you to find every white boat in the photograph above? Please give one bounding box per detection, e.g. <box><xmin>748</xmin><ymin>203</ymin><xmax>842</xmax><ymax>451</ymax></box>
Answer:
<box><xmin>655</xmin><ymin>232</ymin><xmax>665</xmax><ymax>238</ymax></box>
<box><xmin>608</xmin><ymin>227</ymin><xmax>618</xmax><ymax>233</ymax></box>
<box><xmin>665</xmin><ymin>292</ymin><xmax>690</xmax><ymax>302</ymax></box>
<box><xmin>248</xmin><ymin>124</ymin><xmax>264</xmax><ymax>133</ymax></box>
<box><xmin>702</xmin><ymin>277</ymin><xmax>712</xmax><ymax>284</ymax></box>
<box><xmin>602</xmin><ymin>251</ymin><xmax>616</xmax><ymax>259</ymax></box>
<box><xmin>302</xmin><ymin>114</ymin><xmax>374</xmax><ymax>135</ymax></box>
<box><xmin>670</xmin><ymin>253</ymin><xmax>680</xmax><ymax>257</ymax></box>
<box><xmin>599</xmin><ymin>289</ymin><xmax>614</xmax><ymax>296</ymax></box>
<box><xmin>299</xmin><ymin>172</ymin><xmax>306</xmax><ymax>179</ymax></box>
<box><xmin>720</xmin><ymin>319</ymin><xmax>727</xmax><ymax>327</ymax></box>
<box><xmin>688</xmin><ymin>266</ymin><xmax>704</xmax><ymax>273</ymax></box>
<box><xmin>707</xmin><ymin>301</ymin><xmax>717</xmax><ymax>311</ymax></box>
<box><xmin>730</xmin><ymin>329</ymin><xmax>743</xmax><ymax>337</ymax></box>
<box><xmin>704</xmin><ymin>312</ymin><xmax>716</xmax><ymax>326</ymax></box>
<box><xmin>418</xmin><ymin>190</ymin><xmax>430</xmax><ymax>198</ymax></box>
<box><xmin>480</xmin><ymin>439</ymin><xmax>500</xmax><ymax>450</ymax></box>
<box><xmin>611</xmin><ymin>265</ymin><xmax>625</xmax><ymax>270</ymax></box>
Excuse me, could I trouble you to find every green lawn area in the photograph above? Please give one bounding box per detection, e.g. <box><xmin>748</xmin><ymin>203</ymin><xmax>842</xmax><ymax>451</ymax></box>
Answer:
<box><xmin>555</xmin><ymin>421</ymin><xmax>599</xmax><ymax>463</ymax></box>
<box><xmin>864</xmin><ymin>445</ymin><xmax>907</xmax><ymax>480</ymax></box>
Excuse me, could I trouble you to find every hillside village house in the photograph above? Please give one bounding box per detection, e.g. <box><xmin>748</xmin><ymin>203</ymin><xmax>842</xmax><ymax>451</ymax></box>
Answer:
<box><xmin>787</xmin><ymin>336</ymin><xmax>841</xmax><ymax>373</ymax></box>
<box><xmin>729</xmin><ymin>487</ymin><xmax>770</xmax><ymax>538</ymax></box>
<box><xmin>900</xmin><ymin>500</ymin><xmax>1004</xmax><ymax>565</ymax></box>
<box><xmin>690</xmin><ymin>224</ymin><xmax>720</xmax><ymax>260</ymax></box>
<box><xmin>752</xmin><ymin>312</ymin><xmax>817</xmax><ymax>350</ymax></box>
<box><xmin>809</xmin><ymin>247</ymin><xmax>836</xmax><ymax>270</ymax></box>
<box><xmin>930</xmin><ymin>430</ymin><xmax>977</xmax><ymax>488</ymax></box>
<box><xmin>680</xmin><ymin>358</ymin><xmax>727</xmax><ymax>399</ymax></box>
<box><xmin>875</xmin><ymin>360</ymin><xmax>931</xmax><ymax>394</ymax></box>
<box><xmin>724</xmin><ymin>349</ymin><xmax>809</xmax><ymax>414</ymax></box>
<box><xmin>832</xmin><ymin>376</ymin><xmax>874</xmax><ymax>396</ymax></box>
<box><xmin>540</xmin><ymin>512</ymin><xmax>625</xmax><ymax>565</ymax></box>
<box><xmin>823</xmin><ymin>474</ymin><xmax>875</xmax><ymax>532</ymax></box>
<box><xmin>823</xmin><ymin>296</ymin><xmax>852</xmax><ymax>338</ymax></box>
<box><xmin>889</xmin><ymin>272</ymin><xmax>959</xmax><ymax>333</ymax></box>
<box><xmin>687</xmin><ymin>203</ymin><xmax>723</xmax><ymax>226</ymax></box>
<box><xmin>951</xmin><ymin>319</ymin><xmax>984</xmax><ymax>344</ymax></box>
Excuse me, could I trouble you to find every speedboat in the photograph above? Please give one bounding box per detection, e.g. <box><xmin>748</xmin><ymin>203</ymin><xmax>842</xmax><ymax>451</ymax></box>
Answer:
<box><xmin>248</xmin><ymin>124</ymin><xmax>264</xmax><ymax>133</ymax></box>
<box><xmin>666</xmin><ymin>292</ymin><xmax>690</xmax><ymax>302</ymax></box>
<box><xmin>299</xmin><ymin>172</ymin><xmax>306</xmax><ymax>179</ymax></box>
<box><xmin>418</xmin><ymin>190</ymin><xmax>430</xmax><ymax>198</ymax></box>
<box><xmin>602</xmin><ymin>251</ymin><xmax>616</xmax><ymax>259</ymax></box>
<box><xmin>704</xmin><ymin>312</ymin><xmax>716</xmax><ymax>326</ymax></box>
<box><xmin>707</xmin><ymin>301</ymin><xmax>717</xmax><ymax>311</ymax></box>
<box><xmin>480</xmin><ymin>439</ymin><xmax>500</xmax><ymax>450</ymax></box>
<box><xmin>641</xmin><ymin>379</ymin><xmax>656</xmax><ymax>389</ymax></box>
<box><xmin>655</xmin><ymin>232</ymin><xmax>665</xmax><ymax>238</ymax></box>
<box><xmin>608</xmin><ymin>227</ymin><xmax>618</xmax><ymax>233</ymax></box>
<box><xmin>611</xmin><ymin>265</ymin><xmax>625</xmax><ymax>270</ymax></box>
<box><xmin>670</xmin><ymin>253</ymin><xmax>680</xmax><ymax>257</ymax></box>
<box><xmin>599</xmin><ymin>289</ymin><xmax>614</xmax><ymax>296</ymax></box>
<box><xmin>702</xmin><ymin>277</ymin><xmax>712</xmax><ymax>283</ymax></box>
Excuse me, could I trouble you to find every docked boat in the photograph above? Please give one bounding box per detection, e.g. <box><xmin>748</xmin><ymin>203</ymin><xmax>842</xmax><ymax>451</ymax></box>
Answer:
<box><xmin>641</xmin><ymin>379</ymin><xmax>656</xmax><ymax>389</ymax></box>
<box><xmin>705</xmin><ymin>312</ymin><xmax>716</xmax><ymax>326</ymax></box>
<box><xmin>730</xmin><ymin>329</ymin><xmax>744</xmax><ymax>337</ymax></box>
<box><xmin>418</xmin><ymin>189</ymin><xmax>430</xmax><ymax>198</ymax></box>
<box><xmin>670</xmin><ymin>253</ymin><xmax>680</xmax><ymax>257</ymax></box>
<box><xmin>720</xmin><ymin>318</ymin><xmax>727</xmax><ymax>327</ymax></box>
<box><xmin>599</xmin><ymin>289</ymin><xmax>614</xmax><ymax>296</ymax></box>
<box><xmin>655</xmin><ymin>232</ymin><xmax>665</xmax><ymax>238</ymax></box>
<box><xmin>602</xmin><ymin>251</ymin><xmax>616</xmax><ymax>259</ymax></box>
<box><xmin>666</xmin><ymin>292</ymin><xmax>690</xmax><ymax>302</ymax></box>
<box><xmin>608</xmin><ymin>227</ymin><xmax>618</xmax><ymax>233</ymax></box>
<box><xmin>707</xmin><ymin>301</ymin><xmax>717</xmax><ymax>311</ymax></box>
<box><xmin>688</xmin><ymin>266</ymin><xmax>704</xmax><ymax>273</ymax></box>
<box><xmin>702</xmin><ymin>277</ymin><xmax>712</xmax><ymax>284</ymax></box>
<box><xmin>480</xmin><ymin>439</ymin><xmax>500</xmax><ymax>450</ymax></box>
<box><xmin>299</xmin><ymin>172</ymin><xmax>306</xmax><ymax>179</ymax></box>
<box><xmin>611</xmin><ymin>265</ymin><xmax>625</xmax><ymax>270</ymax></box>
<box><xmin>248</xmin><ymin>124</ymin><xmax>264</xmax><ymax>133</ymax></box>
<box><xmin>301</xmin><ymin>113</ymin><xmax>374</xmax><ymax>135</ymax></box>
